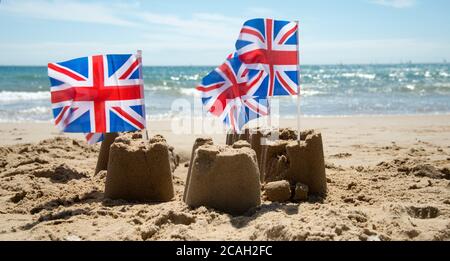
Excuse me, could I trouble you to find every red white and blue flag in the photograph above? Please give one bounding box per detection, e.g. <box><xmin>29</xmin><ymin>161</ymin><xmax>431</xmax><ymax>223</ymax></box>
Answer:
<box><xmin>196</xmin><ymin>53</ymin><xmax>269</xmax><ymax>133</ymax></box>
<box><xmin>235</xmin><ymin>18</ymin><xmax>299</xmax><ymax>97</ymax></box>
<box><xmin>48</xmin><ymin>53</ymin><xmax>146</xmax><ymax>143</ymax></box>
<box><xmin>85</xmin><ymin>133</ymin><xmax>104</xmax><ymax>145</ymax></box>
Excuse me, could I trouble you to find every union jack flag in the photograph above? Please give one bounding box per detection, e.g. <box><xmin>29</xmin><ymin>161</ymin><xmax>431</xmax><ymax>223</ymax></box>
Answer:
<box><xmin>196</xmin><ymin>53</ymin><xmax>269</xmax><ymax>133</ymax></box>
<box><xmin>48</xmin><ymin>53</ymin><xmax>146</xmax><ymax>141</ymax></box>
<box><xmin>85</xmin><ymin>133</ymin><xmax>104</xmax><ymax>145</ymax></box>
<box><xmin>235</xmin><ymin>18</ymin><xmax>299</xmax><ymax>97</ymax></box>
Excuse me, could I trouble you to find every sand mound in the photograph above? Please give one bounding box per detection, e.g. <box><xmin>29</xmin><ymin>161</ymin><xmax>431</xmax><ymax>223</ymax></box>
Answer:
<box><xmin>105</xmin><ymin>133</ymin><xmax>174</xmax><ymax>202</ymax></box>
<box><xmin>408</xmin><ymin>165</ymin><xmax>450</xmax><ymax>180</ymax></box>
<box><xmin>377</xmin><ymin>158</ymin><xmax>450</xmax><ymax>180</ymax></box>
<box><xmin>184</xmin><ymin>143</ymin><xmax>261</xmax><ymax>215</ymax></box>
<box><xmin>279</xmin><ymin>128</ymin><xmax>298</xmax><ymax>140</ymax></box>
<box><xmin>263</xmin><ymin>180</ymin><xmax>291</xmax><ymax>202</ymax></box>
<box><xmin>232</xmin><ymin>140</ymin><xmax>251</xmax><ymax>149</ymax></box>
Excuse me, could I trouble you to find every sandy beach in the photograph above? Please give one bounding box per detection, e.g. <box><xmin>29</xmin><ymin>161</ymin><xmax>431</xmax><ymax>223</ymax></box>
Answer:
<box><xmin>0</xmin><ymin>114</ymin><xmax>449</xmax><ymax>241</ymax></box>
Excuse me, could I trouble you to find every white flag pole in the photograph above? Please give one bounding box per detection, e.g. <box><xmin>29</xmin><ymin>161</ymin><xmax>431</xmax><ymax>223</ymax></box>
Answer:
<box><xmin>295</xmin><ymin>21</ymin><xmax>302</xmax><ymax>143</ymax></box>
<box><xmin>267</xmin><ymin>96</ymin><xmax>272</xmax><ymax>131</ymax></box>
<box><xmin>137</xmin><ymin>49</ymin><xmax>149</xmax><ymax>141</ymax></box>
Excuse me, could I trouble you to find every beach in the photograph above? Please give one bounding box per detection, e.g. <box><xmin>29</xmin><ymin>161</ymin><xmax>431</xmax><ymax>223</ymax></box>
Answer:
<box><xmin>1</xmin><ymin>114</ymin><xmax>449</xmax><ymax>240</ymax></box>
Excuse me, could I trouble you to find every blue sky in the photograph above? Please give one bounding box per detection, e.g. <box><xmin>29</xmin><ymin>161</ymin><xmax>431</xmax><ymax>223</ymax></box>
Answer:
<box><xmin>0</xmin><ymin>0</ymin><xmax>449</xmax><ymax>65</ymax></box>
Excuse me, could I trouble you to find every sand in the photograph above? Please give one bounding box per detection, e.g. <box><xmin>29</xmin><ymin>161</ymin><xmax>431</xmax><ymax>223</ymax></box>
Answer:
<box><xmin>95</xmin><ymin>133</ymin><xmax>118</xmax><ymax>175</ymax></box>
<box><xmin>184</xmin><ymin>144</ymin><xmax>261</xmax><ymax>215</ymax></box>
<box><xmin>183</xmin><ymin>137</ymin><xmax>213</xmax><ymax>202</ymax></box>
<box><xmin>0</xmin><ymin>114</ymin><xmax>450</xmax><ymax>240</ymax></box>
<box><xmin>285</xmin><ymin>131</ymin><xmax>327</xmax><ymax>195</ymax></box>
<box><xmin>263</xmin><ymin>180</ymin><xmax>292</xmax><ymax>202</ymax></box>
<box><xmin>104</xmin><ymin>133</ymin><xmax>174</xmax><ymax>202</ymax></box>
<box><xmin>293</xmin><ymin>183</ymin><xmax>309</xmax><ymax>201</ymax></box>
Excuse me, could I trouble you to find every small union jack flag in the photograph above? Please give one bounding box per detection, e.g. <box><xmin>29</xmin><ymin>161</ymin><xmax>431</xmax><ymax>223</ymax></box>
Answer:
<box><xmin>48</xmin><ymin>53</ymin><xmax>146</xmax><ymax>143</ymax></box>
<box><xmin>235</xmin><ymin>18</ymin><xmax>299</xmax><ymax>97</ymax></box>
<box><xmin>85</xmin><ymin>133</ymin><xmax>104</xmax><ymax>145</ymax></box>
<box><xmin>196</xmin><ymin>53</ymin><xmax>269</xmax><ymax>133</ymax></box>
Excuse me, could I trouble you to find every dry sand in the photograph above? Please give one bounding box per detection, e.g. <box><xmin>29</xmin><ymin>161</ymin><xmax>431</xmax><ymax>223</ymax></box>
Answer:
<box><xmin>0</xmin><ymin>114</ymin><xmax>450</xmax><ymax>241</ymax></box>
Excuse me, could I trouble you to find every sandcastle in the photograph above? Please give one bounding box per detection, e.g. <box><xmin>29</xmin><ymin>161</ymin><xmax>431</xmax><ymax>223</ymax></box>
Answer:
<box><xmin>183</xmin><ymin>140</ymin><xmax>261</xmax><ymax>215</ymax></box>
<box><xmin>95</xmin><ymin>133</ymin><xmax>118</xmax><ymax>175</ymax></box>
<box><xmin>104</xmin><ymin>132</ymin><xmax>175</xmax><ymax>202</ymax></box>
<box><xmin>182</xmin><ymin>137</ymin><xmax>213</xmax><ymax>202</ymax></box>
<box><xmin>284</xmin><ymin>131</ymin><xmax>327</xmax><ymax>195</ymax></box>
<box><xmin>226</xmin><ymin>128</ymin><xmax>327</xmax><ymax>201</ymax></box>
<box><xmin>96</xmin><ymin>132</ymin><xmax>179</xmax><ymax>175</ymax></box>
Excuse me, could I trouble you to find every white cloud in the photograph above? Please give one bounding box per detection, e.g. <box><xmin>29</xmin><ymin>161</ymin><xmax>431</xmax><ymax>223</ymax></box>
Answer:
<box><xmin>371</xmin><ymin>0</ymin><xmax>416</xmax><ymax>8</ymax></box>
<box><xmin>0</xmin><ymin>0</ymin><xmax>242</xmax><ymax>48</ymax></box>
<box><xmin>139</xmin><ymin>12</ymin><xmax>242</xmax><ymax>39</ymax></box>
<box><xmin>138</xmin><ymin>11</ymin><xmax>243</xmax><ymax>55</ymax></box>
<box><xmin>0</xmin><ymin>0</ymin><xmax>138</xmax><ymax>26</ymax></box>
<box><xmin>0</xmin><ymin>0</ymin><xmax>247</xmax><ymax>65</ymax></box>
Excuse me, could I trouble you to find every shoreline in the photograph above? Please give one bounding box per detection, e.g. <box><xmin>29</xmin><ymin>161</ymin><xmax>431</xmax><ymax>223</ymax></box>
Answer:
<box><xmin>1</xmin><ymin>62</ymin><xmax>449</xmax><ymax>67</ymax></box>
<box><xmin>1</xmin><ymin>113</ymin><xmax>449</xmax><ymax>141</ymax></box>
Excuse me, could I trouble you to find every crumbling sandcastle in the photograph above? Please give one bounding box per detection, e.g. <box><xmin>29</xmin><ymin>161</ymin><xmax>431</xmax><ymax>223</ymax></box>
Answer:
<box><xmin>226</xmin><ymin>128</ymin><xmax>327</xmax><ymax>202</ymax></box>
<box><xmin>183</xmin><ymin>140</ymin><xmax>261</xmax><ymax>215</ymax></box>
<box><xmin>104</xmin><ymin>133</ymin><xmax>175</xmax><ymax>202</ymax></box>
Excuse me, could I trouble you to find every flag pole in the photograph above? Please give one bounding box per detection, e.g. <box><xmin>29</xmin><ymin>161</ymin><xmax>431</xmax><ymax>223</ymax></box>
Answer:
<box><xmin>295</xmin><ymin>21</ymin><xmax>301</xmax><ymax>144</ymax></box>
<box><xmin>267</xmin><ymin>96</ymin><xmax>272</xmax><ymax>131</ymax></box>
<box><xmin>137</xmin><ymin>49</ymin><xmax>149</xmax><ymax>141</ymax></box>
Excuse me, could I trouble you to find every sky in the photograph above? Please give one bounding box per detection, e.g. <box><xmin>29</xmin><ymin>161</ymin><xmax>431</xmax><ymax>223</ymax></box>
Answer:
<box><xmin>0</xmin><ymin>0</ymin><xmax>449</xmax><ymax>66</ymax></box>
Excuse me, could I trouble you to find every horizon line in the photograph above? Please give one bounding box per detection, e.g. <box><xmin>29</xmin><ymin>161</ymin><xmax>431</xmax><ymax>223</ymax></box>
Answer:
<box><xmin>0</xmin><ymin>61</ymin><xmax>448</xmax><ymax>67</ymax></box>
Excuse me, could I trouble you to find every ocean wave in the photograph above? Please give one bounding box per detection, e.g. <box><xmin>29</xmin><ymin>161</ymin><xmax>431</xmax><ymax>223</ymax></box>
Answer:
<box><xmin>0</xmin><ymin>105</ymin><xmax>52</xmax><ymax>122</ymax></box>
<box><xmin>169</xmin><ymin>74</ymin><xmax>200</xmax><ymax>81</ymax></box>
<box><xmin>20</xmin><ymin>106</ymin><xmax>51</xmax><ymax>114</ymax></box>
<box><xmin>144</xmin><ymin>85</ymin><xmax>201</xmax><ymax>96</ymax></box>
<box><xmin>405</xmin><ymin>84</ymin><xmax>416</xmax><ymax>91</ymax></box>
<box><xmin>144</xmin><ymin>85</ymin><xmax>173</xmax><ymax>91</ymax></box>
<box><xmin>301</xmin><ymin>89</ymin><xmax>323</xmax><ymax>97</ymax></box>
<box><xmin>0</xmin><ymin>91</ymin><xmax>50</xmax><ymax>102</ymax></box>
<box><xmin>389</xmin><ymin>72</ymin><xmax>405</xmax><ymax>78</ymax></box>
<box><xmin>179</xmin><ymin>88</ymin><xmax>201</xmax><ymax>96</ymax></box>
<box><xmin>341</xmin><ymin>73</ymin><xmax>376</xmax><ymax>80</ymax></box>
<box><xmin>439</xmin><ymin>72</ymin><xmax>450</xmax><ymax>77</ymax></box>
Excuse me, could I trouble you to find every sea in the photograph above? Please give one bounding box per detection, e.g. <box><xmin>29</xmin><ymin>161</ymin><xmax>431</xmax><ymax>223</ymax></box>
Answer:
<box><xmin>0</xmin><ymin>63</ymin><xmax>449</xmax><ymax>122</ymax></box>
